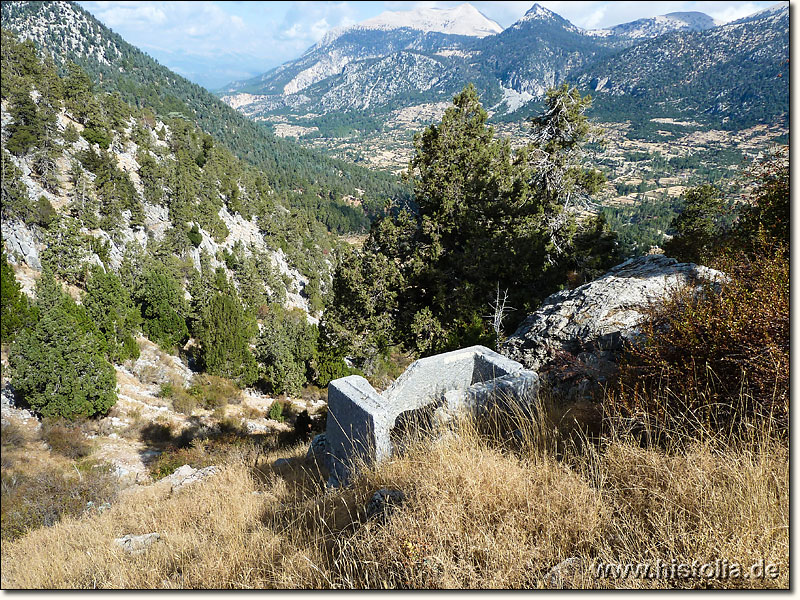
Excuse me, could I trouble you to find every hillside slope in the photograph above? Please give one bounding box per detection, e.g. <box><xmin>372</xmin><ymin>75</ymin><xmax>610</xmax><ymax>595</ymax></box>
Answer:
<box><xmin>1</xmin><ymin>29</ymin><xmax>325</xmax><ymax>320</ymax></box>
<box><xmin>574</xmin><ymin>4</ymin><xmax>790</xmax><ymax>129</ymax></box>
<box><xmin>0</xmin><ymin>0</ymin><xmax>409</xmax><ymax>228</ymax></box>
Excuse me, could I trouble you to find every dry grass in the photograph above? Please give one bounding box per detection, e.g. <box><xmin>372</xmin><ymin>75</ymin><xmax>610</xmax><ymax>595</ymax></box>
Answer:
<box><xmin>0</xmin><ymin>401</ymin><xmax>787</xmax><ymax>589</ymax></box>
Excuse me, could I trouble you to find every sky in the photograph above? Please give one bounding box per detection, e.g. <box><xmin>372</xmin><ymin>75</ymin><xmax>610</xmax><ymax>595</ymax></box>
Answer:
<box><xmin>76</xmin><ymin>1</ymin><xmax>780</xmax><ymax>90</ymax></box>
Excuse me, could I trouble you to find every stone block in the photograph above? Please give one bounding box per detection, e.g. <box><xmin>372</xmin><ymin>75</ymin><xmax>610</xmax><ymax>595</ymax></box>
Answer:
<box><xmin>322</xmin><ymin>346</ymin><xmax>538</xmax><ymax>486</ymax></box>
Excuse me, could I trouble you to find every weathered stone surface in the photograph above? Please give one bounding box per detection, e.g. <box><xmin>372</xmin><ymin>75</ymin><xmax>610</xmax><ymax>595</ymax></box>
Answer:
<box><xmin>503</xmin><ymin>255</ymin><xmax>725</xmax><ymax>399</ymax></box>
<box><xmin>305</xmin><ymin>433</ymin><xmax>329</xmax><ymax>462</ymax></box>
<box><xmin>1</xmin><ymin>219</ymin><xmax>41</xmax><ymax>270</ymax></box>
<box><xmin>544</xmin><ymin>556</ymin><xmax>583</xmax><ymax>589</ymax></box>
<box><xmin>161</xmin><ymin>464</ymin><xmax>219</xmax><ymax>492</ymax></box>
<box><xmin>113</xmin><ymin>532</ymin><xmax>161</xmax><ymax>555</ymax></box>
<box><xmin>323</xmin><ymin>346</ymin><xmax>538</xmax><ymax>486</ymax></box>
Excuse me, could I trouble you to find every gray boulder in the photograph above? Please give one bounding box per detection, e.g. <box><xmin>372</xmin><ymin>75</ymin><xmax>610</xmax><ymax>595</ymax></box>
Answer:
<box><xmin>161</xmin><ymin>464</ymin><xmax>219</xmax><ymax>492</ymax></box>
<box><xmin>503</xmin><ymin>255</ymin><xmax>725</xmax><ymax>400</ymax></box>
<box><xmin>113</xmin><ymin>532</ymin><xmax>161</xmax><ymax>555</ymax></box>
<box><xmin>305</xmin><ymin>433</ymin><xmax>329</xmax><ymax>463</ymax></box>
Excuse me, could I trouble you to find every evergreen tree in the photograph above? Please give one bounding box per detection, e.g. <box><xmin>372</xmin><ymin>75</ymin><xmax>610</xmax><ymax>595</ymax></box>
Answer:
<box><xmin>1</xmin><ymin>251</ymin><xmax>35</xmax><ymax>343</ymax></box>
<box><xmin>40</xmin><ymin>215</ymin><xmax>89</xmax><ymax>284</ymax></box>
<box><xmin>9</xmin><ymin>270</ymin><xmax>117</xmax><ymax>419</ymax></box>
<box><xmin>83</xmin><ymin>266</ymin><xmax>141</xmax><ymax>363</ymax></box>
<box><xmin>734</xmin><ymin>149</ymin><xmax>788</xmax><ymax>252</ymax></box>
<box><xmin>194</xmin><ymin>277</ymin><xmax>258</xmax><ymax>386</ymax></box>
<box><xmin>1</xmin><ymin>151</ymin><xmax>32</xmax><ymax>222</ymax></box>
<box><xmin>663</xmin><ymin>184</ymin><xmax>726</xmax><ymax>263</ymax></box>
<box><xmin>254</xmin><ymin>306</ymin><xmax>318</xmax><ymax>396</ymax></box>
<box><xmin>328</xmin><ymin>84</ymin><xmax>612</xmax><ymax>360</ymax></box>
<box><xmin>134</xmin><ymin>264</ymin><xmax>188</xmax><ymax>351</ymax></box>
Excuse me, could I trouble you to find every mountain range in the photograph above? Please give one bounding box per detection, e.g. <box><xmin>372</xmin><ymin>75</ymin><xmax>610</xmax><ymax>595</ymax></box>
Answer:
<box><xmin>218</xmin><ymin>2</ymin><xmax>788</xmax><ymax>132</ymax></box>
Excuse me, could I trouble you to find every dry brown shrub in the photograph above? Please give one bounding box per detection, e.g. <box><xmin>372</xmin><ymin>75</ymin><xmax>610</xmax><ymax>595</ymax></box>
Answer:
<box><xmin>610</xmin><ymin>247</ymin><xmax>788</xmax><ymax>438</ymax></box>
<box><xmin>41</xmin><ymin>419</ymin><xmax>93</xmax><ymax>460</ymax></box>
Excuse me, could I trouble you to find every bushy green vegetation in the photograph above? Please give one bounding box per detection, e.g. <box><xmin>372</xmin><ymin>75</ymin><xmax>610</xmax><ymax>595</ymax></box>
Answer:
<box><xmin>194</xmin><ymin>282</ymin><xmax>258</xmax><ymax>387</ymax></box>
<box><xmin>134</xmin><ymin>265</ymin><xmax>189</xmax><ymax>352</ymax></box>
<box><xmin>9</xmin><ymin>270</ymin><xmax>117</xmax><ymax>419</ymax></box>
<box><xmin>326</xmin><ymin>84</ymin><xmax>619</xmax><ymax>366</ymax></box>
<box><xmin>0</xmin><ymin>252</ymin><xmax>35</xmax><ymax>343</ymax></box>
<box><xmin>83</xmin><ymin>266</ymin><xmax>141</xmax><ymax>363</ymax></box>
<box><xmin>254</xmin><ymin>306</ymin><xmax>319</xmax><ymax>396</ymax></box>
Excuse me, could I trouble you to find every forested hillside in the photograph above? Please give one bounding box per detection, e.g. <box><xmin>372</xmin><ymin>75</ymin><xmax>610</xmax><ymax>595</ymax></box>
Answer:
<box><xmin>0</xmin><ymin>0</ymin><xmax>410</xmax><ymax>233</ymax></box>
<box><xmin>1</xmin><ymin>29</ymin><xmax>353</xmax><ymax>419</ymax></box>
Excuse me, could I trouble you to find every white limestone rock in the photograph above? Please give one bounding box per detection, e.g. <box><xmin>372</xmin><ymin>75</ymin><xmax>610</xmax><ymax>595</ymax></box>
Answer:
<box><xmin>502</xmin><ymin>255</ymin><xmax>726</xmax><ymax>398</ymax></box>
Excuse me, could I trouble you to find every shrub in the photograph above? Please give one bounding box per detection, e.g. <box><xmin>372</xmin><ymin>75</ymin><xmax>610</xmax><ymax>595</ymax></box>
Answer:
<box><xmin>81</xmin><ymin>126</ymin><xmax>111</xmax><ymax>149</ymax></box>
<box><xmin>171</xmin><ymin>389</ymin><xmax>198</xmax><ymax>415</ymax></box>
<box><xmin>268</xmin><ymin>400</ymin><xmax>284</xmax><ymax>423</ymax></box>
<box><xmin>1</xmin><ymin>422</ymin><xmax>27</xmax><ymax>448</ymax></box>
<box><xmin>611</xmin><ymin>248</ymin><xmax>788</xmax><ymax>436</ymax></box>
<box><xmin>41</xmin><ymin>419</ymin><xmax>93</xmax><ymax>459</ymax></box>
<box><xmin>1</xmin><ymin>464</ymin><xmax>117</xmax><ymax>541</ymax></box>
<box><xmin>187</xmin><ymin>223</ymin><xmax>202</xmax><ymax>248</ymax></box>
<box><xmin>188</xmin><ymin>375</ymin><xmax>242</xmax><ymax>410</ymax></box>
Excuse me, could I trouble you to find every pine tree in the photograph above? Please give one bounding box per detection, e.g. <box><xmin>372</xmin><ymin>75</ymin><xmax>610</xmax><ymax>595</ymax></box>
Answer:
<box><xmin>663</xmin><ymin>184</ymin><xmax>726</xmax><ymax>263</ymax></box>
<box><xmin>194</xmin><ymin>275</ymin><xmax>258</xmax><ymax>387</ymax></box>
<box><xmin>329</xmin><ymin>84</ymin><xmax>612</xmax><ymax>359</ymax></box>
<box><xmin>135</xmin><ymin>264</ymin><xmax>189</xmax><ymax>351</ymax></box>
<box><xmin>83</xmin><ymin>266</ymin><xmax>141</xmax><ymax>363</ymax></box>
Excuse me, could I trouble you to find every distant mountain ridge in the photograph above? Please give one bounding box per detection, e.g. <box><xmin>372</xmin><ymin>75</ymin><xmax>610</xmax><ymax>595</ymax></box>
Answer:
<box><xmin>217</xmin><ymin>1</ymin><xmax>788</xmax><ymax>132</ymax></box>
<box><xmin>587</xmin><ymin>11</ymin><xmax>722</xmax><ymax>39</ymax></box>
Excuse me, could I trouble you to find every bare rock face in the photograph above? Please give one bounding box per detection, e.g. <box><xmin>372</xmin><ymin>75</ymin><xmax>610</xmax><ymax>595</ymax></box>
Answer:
<box><xmin>1</xmin><ymin>220</ymin><xmax>41</xmax><ymax>270</ymax></box>
<box><xmin>502</xmin><ymin>255</ymin><xmax>725</xmax><ymax>400</ymax></box>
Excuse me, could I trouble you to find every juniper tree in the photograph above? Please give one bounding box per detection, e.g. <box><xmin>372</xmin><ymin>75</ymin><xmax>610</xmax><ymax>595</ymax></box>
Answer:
<box><xmin>328</xmin><ymin>84</ymin><xmax>613</xmax><ymax>359</ymax></box>
<box><xmin>9</xmin><ymin>269</ymin><xmax>117</xmax><ymax>419</ymax></box>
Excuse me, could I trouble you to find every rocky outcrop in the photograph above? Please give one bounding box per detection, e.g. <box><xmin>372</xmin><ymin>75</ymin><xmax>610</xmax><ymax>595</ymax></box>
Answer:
<box><xmin>159</xmin><ymin>464</ymin><xmax>219</xmax><ymax>493</ymax></box>
<box><xmin>1</xmin><ymin>220</ymin><xmax>42</xmax><ymax>270</ymax></box>
<box><xmin>502</xmin><ymin>255</ymin><xmax>725</xmax><ymax>400</ymax></box>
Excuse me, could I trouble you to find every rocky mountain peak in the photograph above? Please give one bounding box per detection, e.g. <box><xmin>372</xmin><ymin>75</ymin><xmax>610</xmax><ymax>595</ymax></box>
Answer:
<box><xmin>730</xmin><ymin>1</ymin><xmax>788</xmax><ymax>24</ymax></box>
<box><xmin>512</xmin><ymin>3</ymin><xmax>580</xmax><ymax>32</ymax></box>
<box><xmin>316</xmin><ymin>2</ymin><xmax>502</xmax><ymax>48</ymax></box>
<box><xmin>591</xmin><ymin>10</ymin><xmax>721</xmax><ymax>39</ymax></box>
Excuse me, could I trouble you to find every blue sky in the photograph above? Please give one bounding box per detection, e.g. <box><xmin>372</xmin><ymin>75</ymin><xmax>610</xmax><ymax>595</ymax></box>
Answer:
<box><xmin>77</xmin><ymin>1</ymin><xmax>779</xmax><ymax>90</ymax></box>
